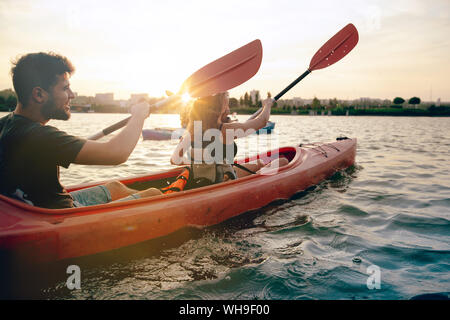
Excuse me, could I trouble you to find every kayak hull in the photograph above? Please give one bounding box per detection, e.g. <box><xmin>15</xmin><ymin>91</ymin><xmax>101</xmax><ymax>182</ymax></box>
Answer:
<box><xmin>0</xmin><ymin>139</ymin><xmax>356</xmax><ymax>263</ymax></box>
<box><xmin>142</xmin><ymin>122</ymin><xmax>275</xmax><ymax>140</ymax></box>
<box><xmin>255</xmin><ymin>121</ymin><xmax>275</xmax><ymax>134</ymax></box>
<box><xmin>142</xmin><ymin>128</ymin><xmax>184</xmax><ymax>140</ymax></box>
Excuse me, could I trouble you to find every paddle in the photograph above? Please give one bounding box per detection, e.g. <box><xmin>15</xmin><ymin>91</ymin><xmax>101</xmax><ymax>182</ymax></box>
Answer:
<box><xmin>246</xmin><ymin>22</ymin><xmax>358</xmax><ymax>124</ymax></box>
<box><xmin>88</xmin><ymin>39</ymin><xmax>263</xmax><ymax>140</ymax></box>
<box><xmin>273</xmin><ymin>23</ymin><xmax>358</xmax><ymax>101</ymax></box>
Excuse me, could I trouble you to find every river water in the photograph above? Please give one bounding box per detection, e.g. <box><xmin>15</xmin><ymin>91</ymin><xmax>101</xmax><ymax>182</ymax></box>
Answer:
<box><xmin>1</xmin><ymin>112</ymin><xmax>449</xmax><ymax>300</ymax></box>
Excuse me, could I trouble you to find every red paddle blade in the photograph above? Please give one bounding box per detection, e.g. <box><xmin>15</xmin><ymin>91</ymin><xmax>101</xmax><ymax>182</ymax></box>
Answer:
<box><xmin>309</xmin><ymin>23</ymin><xmax>359</xmax><ymax>71</ymax></box>
<box><xmin>182</xmin><ymin>39</ymin><xmax>263</xmax><ymax>98</ymax></box>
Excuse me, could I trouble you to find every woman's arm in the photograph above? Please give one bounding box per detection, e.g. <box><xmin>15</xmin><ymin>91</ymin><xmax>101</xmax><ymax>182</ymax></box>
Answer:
<box><xmin>247</xmin><ymin>106</ymin><xmax>263</xmax><ymax>120</ymax></box>
<box><xmin>222</xmin><ymin>98</ymin><xmax>274</xmax><ymax>141</ymax></box>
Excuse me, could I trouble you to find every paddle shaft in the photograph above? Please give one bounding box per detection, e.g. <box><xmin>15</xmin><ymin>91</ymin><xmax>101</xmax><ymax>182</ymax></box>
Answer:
<box><xmin>89</xmin><ymin>116</ymin><xmax>130</xmax><ymax>140</ymax></box>
<box><xmin>247</xmin><ymin>69</ymin><xmax>311</xmax><ymax>118</ymax></box>
<box><xmin>87</xmin><ymin>95</ymin><xmax>177</xmax><ymax>140</ymax></box>
<box><xmin>274</xmin><ymin>69</ymin><xmax>311</xmax><ymax>101</ymax></box>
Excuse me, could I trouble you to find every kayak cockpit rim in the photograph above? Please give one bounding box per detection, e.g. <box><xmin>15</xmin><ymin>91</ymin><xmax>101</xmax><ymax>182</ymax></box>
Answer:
<box><xmin>0</xmin><ymin>146</ymin><xmax>301</xmax><ymax>215</ymax></box>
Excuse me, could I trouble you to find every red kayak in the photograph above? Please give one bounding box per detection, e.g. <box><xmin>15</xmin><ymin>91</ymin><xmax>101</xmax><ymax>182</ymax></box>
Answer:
<box><xmin>0</xmin><ymin>138</ymin><xmax>356</xmax><ymax>263</ymax></box>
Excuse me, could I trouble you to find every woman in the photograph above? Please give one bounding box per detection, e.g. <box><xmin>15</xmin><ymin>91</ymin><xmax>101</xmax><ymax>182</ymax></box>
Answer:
<box><xmin>170</xmin><ymin>92</ymin><xmax>288</xmax><ymax>189</ymax></box>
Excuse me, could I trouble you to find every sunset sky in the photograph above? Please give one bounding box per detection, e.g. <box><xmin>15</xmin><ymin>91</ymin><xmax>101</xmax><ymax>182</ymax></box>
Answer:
<box><xmin>0</xmin><ymin>0</ymin><xmax>449</xmax><ymax>102</ymax></box>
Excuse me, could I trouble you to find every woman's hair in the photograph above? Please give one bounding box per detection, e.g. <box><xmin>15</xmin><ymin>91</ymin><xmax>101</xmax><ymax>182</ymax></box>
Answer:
<box><xmin>188</xmin><ymin>92</ymin><xmax>228</xmax><ymax>135</ymax></box>
<box><xmin>10</xmin><ymin>52</ymin><xmax>75</xmax><ymax>106</ymax></box>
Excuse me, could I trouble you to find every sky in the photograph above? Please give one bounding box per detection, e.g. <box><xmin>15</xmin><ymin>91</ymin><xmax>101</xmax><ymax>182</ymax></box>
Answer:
<box><xmin>0</xmin><ymin>0</ymin><xmax>449</xmax><ymax>102</ymax></box>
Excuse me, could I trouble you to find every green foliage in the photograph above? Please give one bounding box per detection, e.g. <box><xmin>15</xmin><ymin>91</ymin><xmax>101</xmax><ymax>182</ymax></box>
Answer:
<box><xmin>0</xmin><ymin>89</ymin><xmax>17</xmax><ymax>110</ymax></box>
<box><xmin>5</xmin><ymin>95</ymin><xmax>17</xmax><ymax>108</ymax></box>
<box><xmin>243</xmin><ymin>92</ymin><xmax>250</xmax><ymax>106</ymax></box>
<box><xmin>329</xmin><ymin>98</ymin><xmax>339</xmax><ymax>108</ymax></box>
<box><xmin>229</xmin><ymin>97</ymin><xmax>238</xmax><ymax>108</ymax></box>
<box><xmin>408</xmin><ymin>97</ymin><xmax>421</xmax><ymax>105</ymax></box>
<box><xmin>311</xmin><ymin>97</ymin><xmax>321</xmax><ymax>109</ymax></box>
<box><xmin>0</xmin><ymin>89</ymin><xmax>15</xmax><ymax>99</ymax></box>
<box><xmin>393</xmin><ymin>97</ymin><xmax>405</xmax><ymax>104</ymax></box>
<box><xmin>428</xmin><ymin>105</ymin><xmax>450</xmax><ymax>115</ymax></box>
<box><xmin>254</xmin><ymin>91</ymin><xmax>260</xmax><ymax>105</ymax></box>
<box><xmin>331</xmin><ymin>107</ymin><xmax>347</xmax><ymax>115</ymax></box>
<box><xmin>349</xmin><ymin>107</ymin><xmax>429</xmax><ymax>116</ymax></box>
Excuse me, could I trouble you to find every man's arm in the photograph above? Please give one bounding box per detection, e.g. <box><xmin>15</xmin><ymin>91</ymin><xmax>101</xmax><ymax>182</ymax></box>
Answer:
<box><xmin>74</xmin><ymin>102</ymin><xmax>149</xmax><ymax>165</ymax></box>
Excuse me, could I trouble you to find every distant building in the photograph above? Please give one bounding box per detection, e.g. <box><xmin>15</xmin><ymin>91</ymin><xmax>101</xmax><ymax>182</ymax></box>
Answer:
<box><xmin>249</xmin><ymin>90</ymin><xmax>259</xmax><ymax>104</ymax></box>
<box><xmin>129</xmin><ymin>93</ymin><xmax>149</xmax><ymax>105</ymax></box>
<box><xmin>71</xmin><ymin>95</ymin><xmax>94</xmax><ymax>112</ymax></box>
<box><xmin>72</xmin><ymin>95</ymin><xmax>94</xmax><ymax>105</ymax></box>
<box><xmin>115</xmin><ymin>100</ymin><xmax>128</xmax><ymax>108</ymax></box>
<box><xmin>358</xmin><ymin>97</ymin><xmax>371</xmax><ymax>106</ymax></box>
<box><xmin>302</xmin><ymin>99</ymin><xmax>313</xmax><ymax>106</ymax></box>
<box><xmin>95</xmin><ymin>93</ymin><xmax>114</xmax><ymax>105</ymax></box>
<box><xmin>292</xmin><ymin>97</ymin><xmax>304</xmax><ymax>106</ymax></box>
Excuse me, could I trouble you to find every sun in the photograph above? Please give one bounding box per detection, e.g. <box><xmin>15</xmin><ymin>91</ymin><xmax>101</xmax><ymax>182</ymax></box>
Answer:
<box><xmin>182</xmin><ymin>92</ymin><xmax>192</xmax><ymax>103</ymax></box>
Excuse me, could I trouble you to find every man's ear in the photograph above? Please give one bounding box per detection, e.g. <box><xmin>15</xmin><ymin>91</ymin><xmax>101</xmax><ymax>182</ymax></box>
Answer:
<box><xmin>31</xmin><ymin>87</ymin><xmax>48</xmax><ymax>104</ymax></box>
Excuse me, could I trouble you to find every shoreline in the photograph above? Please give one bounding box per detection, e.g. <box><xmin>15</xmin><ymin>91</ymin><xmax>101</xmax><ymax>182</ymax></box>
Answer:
<box><xmin>229</xmin><ymin>106</ymin><xmax>450</xmax><ymax>117</ymax></box>
<box><xmin>1</xmin><ymin>108</ymin><xmax>449</xmax><ymax>117</ymax></box>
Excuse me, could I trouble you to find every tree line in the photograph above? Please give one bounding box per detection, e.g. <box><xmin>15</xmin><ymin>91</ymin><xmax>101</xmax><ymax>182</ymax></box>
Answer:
<box><xmin>1</xmin><ymin>88</ymin><xmax>449</xmax><ymax>116</ymax></box>
<box><xmin>0</xmin><ymin>89</ymin><xmax>17</xmax><ymax>111</ymax></box>
<box><xmin>232</xmin><ymin>91</ymin><xmax>449</xmax><ymax>116</ymax></box>
<box><xmin>236</xmin><ymin>91</ymin><xmax>275</xmax><ymax>109</ymax></box>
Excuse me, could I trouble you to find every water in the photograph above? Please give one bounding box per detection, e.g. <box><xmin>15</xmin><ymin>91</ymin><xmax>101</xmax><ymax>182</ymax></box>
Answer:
<box><xmin>1</xmin><ymin>112</ymin><xmax>449</xmax><ymax>300</ymax></box>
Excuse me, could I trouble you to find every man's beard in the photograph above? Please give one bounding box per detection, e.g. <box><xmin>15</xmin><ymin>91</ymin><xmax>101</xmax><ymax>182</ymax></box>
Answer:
<box><xmin>41</xmin><ymin>95</ymin><xmax>71</xmax><ymax>121</ymax></box>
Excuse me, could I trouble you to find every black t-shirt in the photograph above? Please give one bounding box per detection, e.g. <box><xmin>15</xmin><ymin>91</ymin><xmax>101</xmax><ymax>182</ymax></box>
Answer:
<box><xmin>0</xmin><ymin>113</ymin><xmax>86</xmax><ymax>208</ymax></box>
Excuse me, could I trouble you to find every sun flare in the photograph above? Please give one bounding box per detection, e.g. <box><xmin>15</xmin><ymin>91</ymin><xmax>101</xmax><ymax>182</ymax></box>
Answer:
<box><xmin>182</xmin><ymin>93</ymin><xmax>192</xmax><ymax>103</ymax></box>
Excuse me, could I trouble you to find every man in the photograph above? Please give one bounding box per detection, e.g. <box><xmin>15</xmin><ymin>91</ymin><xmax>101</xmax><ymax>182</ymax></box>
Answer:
<box><xmin>0</xmin><ymin>52</ymin><xmax>161</xmax><ymax>209</ymax></box>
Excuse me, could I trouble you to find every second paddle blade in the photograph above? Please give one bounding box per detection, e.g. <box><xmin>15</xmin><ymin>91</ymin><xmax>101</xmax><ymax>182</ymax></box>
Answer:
<box><xmin>309</xmin><ymin>23</ymin><xmax>359</xmax><ymax>71</ymax></box>
<box><xmin>182</xmin><ymin>39</ymin><xmax>263</xmax><ymax>98</ymax></box>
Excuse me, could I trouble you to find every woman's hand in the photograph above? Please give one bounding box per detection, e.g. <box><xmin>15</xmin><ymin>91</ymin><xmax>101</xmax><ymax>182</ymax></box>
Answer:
<box><xmin>262</xmin><ymin>98</ymin><xmax>274</xmax><ymax>109</ymax></box>
<box><xmin>130</xmin><ymin>101</ymin><xmax>150</xmax><ymax>119</ymax></box>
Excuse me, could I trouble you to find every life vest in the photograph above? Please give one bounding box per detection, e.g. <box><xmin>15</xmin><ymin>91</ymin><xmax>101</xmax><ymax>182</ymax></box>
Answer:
<box><xmin>163</xmin><ymin>132</ymin><xmax>258</xmax><ymax>194</ymax></box>
<box><xmin>161</xmin><ymin>167</ymin><xmax>190</xmax><ymax>194</ymax></box>
<box><xmin>161</xmin><ymin>164</ymin><xmax>237</xmax><ymax>194</ymax></box>
<box><xmin>188</xmin><ymin>134</ymin><xmax>238</xmax><ymax>187</ymax></box>
<box><xmin>161</xmin><ymin>162</ymin><xmax>258</xmax><ymax>195</ymax></box>
<box><xmin>190</xmin><ymin>163</ymin><xmax>237</xmax><ymax>187</ymax></box>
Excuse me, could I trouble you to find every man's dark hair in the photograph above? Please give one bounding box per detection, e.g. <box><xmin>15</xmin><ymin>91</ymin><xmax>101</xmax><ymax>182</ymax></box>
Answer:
<box><xmin>10</xmin><ymin>52</ymin><xmax>75</xmax><ymax>106</ymax></box>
